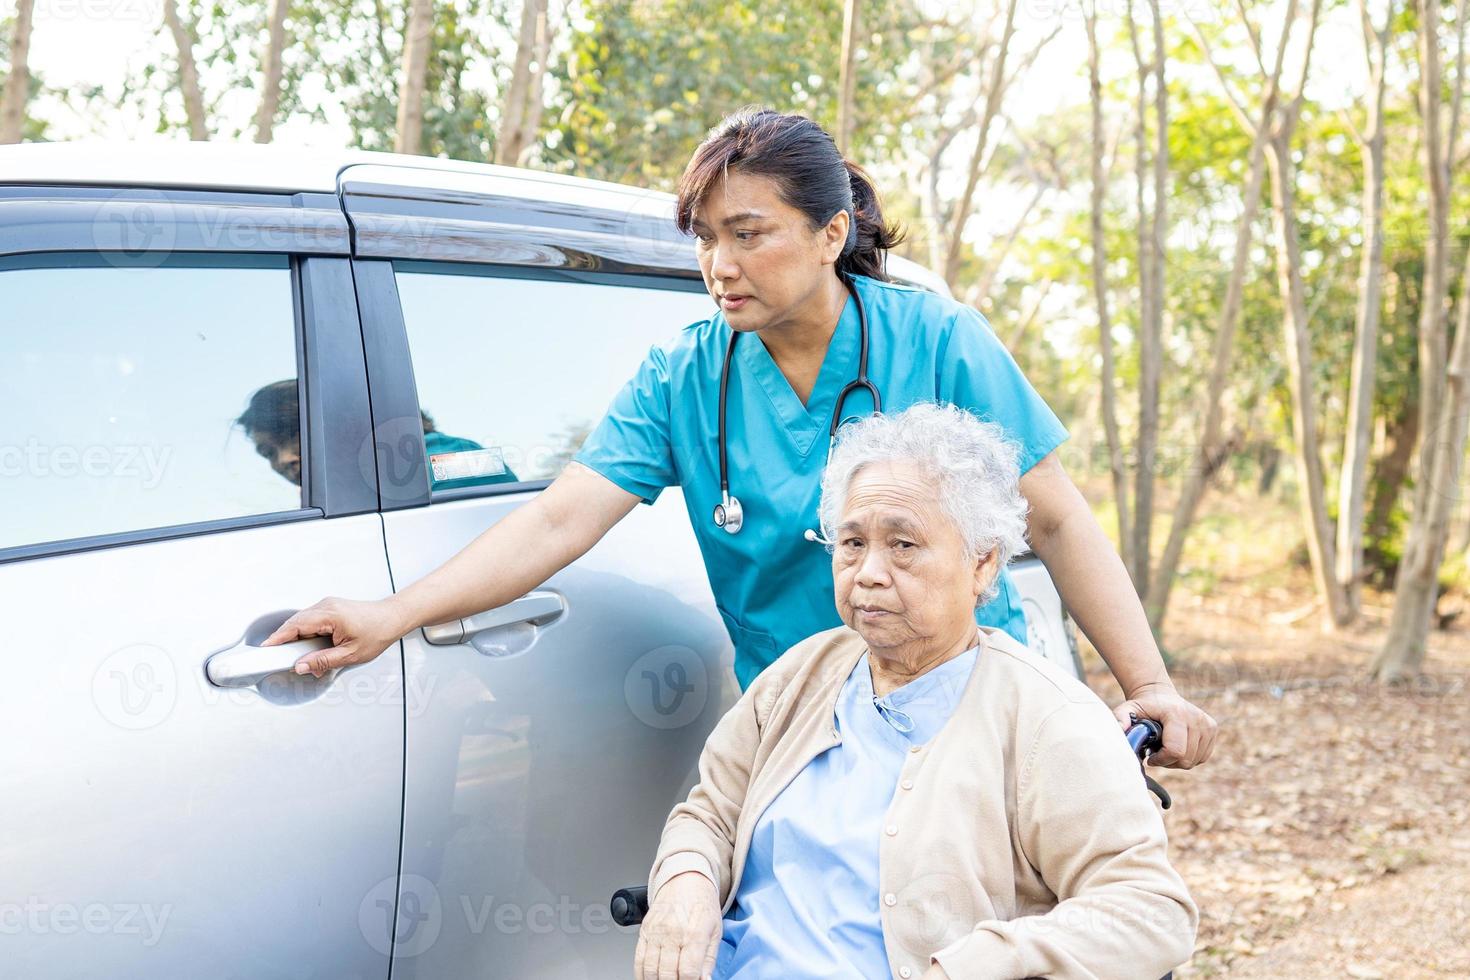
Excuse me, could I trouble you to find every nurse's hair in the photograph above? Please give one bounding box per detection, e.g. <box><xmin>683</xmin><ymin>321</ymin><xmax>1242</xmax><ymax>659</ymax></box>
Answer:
<box><xmin>675</xmin><ymin>106</ymin><xmax>905</xmax><ymax>282</ymax></box>
<box><xmin>816</xmin><ymin>403</ymin><xmax>1030</xmax><ymax>605</ymax></box>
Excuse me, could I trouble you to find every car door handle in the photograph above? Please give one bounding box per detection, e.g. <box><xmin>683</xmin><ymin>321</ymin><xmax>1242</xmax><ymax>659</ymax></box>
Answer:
<box><xmin>421</xmin><ymin>591</ymin><xmax>567</xmax><ymax>646</ymax></box>
<box><xmin>205</xmin><ymin>635</ymin><xmax>331</xmax><ymax>688</ymax></box>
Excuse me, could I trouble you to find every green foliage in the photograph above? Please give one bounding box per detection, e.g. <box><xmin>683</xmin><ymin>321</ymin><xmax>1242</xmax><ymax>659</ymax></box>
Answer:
<box><xmin>544</xmin><ymin>0</ymin><xmax>924</xmax><ymax>189</ymax></box>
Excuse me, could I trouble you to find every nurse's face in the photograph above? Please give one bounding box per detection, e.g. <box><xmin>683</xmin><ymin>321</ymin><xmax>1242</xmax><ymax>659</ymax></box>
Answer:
<box><xmin>832</xmin><ymin>460</ymin><xmax>995</xmax><ymax>662</ymax></box>
<box><xmin>690</xmin><ymin>171</ymin><xmax>849</xmax><ymax>333</ymax></box>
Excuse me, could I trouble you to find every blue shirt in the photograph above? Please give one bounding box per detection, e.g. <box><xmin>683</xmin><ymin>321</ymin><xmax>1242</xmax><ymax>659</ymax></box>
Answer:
<box><xmin>574</xmin><ymin>274</ymin><xmax>1068</xmax><ymax>689</ymax></box>
<box><xmin>714</xmin><ymin>646</ymin><xmax>982</xmax><ymax>979</ymax></box>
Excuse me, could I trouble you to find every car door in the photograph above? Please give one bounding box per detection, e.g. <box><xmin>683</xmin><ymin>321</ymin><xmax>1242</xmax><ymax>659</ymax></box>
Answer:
<box><xmin>349</xmin><ymin>242</ymin><xmax>737</xmax><ymax>977</ymax></box>
<box><xmin>0</xmin><ymin>186</ymin><xmax>403</xmax><ymax>979</ymax></box>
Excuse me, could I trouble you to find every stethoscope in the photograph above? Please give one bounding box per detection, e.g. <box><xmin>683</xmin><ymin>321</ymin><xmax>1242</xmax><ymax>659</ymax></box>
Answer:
<box><xmin>712</xmin><ymin>271</ymin><xmax>881</xmax><ymax>535</ymax></box>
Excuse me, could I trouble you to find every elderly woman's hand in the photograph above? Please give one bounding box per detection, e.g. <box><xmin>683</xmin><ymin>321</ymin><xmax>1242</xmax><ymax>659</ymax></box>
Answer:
<box><xmin>634</xmin><ymin>871</ymin><xmax>723</xmax><ymax>980</ymax></box>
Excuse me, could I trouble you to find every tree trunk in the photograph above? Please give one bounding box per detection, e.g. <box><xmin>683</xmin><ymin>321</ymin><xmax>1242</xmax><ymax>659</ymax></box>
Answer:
<box><xmin>1266</xmin><ymin>120</ymin><xmax>1354</xmax><ymax>629</ymax></box>
<box><xmin>1085</xmin><ymin>1</ymin><xmax>1134</xmax><ymax>572</ymax></box>
<box><xmin>1124</xmin><ymin>1</ymin><xmax>1151</xmax><ymax>589</ymax></box>
<box><xmin>163</xmin><ymin>0</ymin><xmax>210</xmax><ymax>141</ymax></box>
<box><xmin>1366</xmin><ymin>404</ymin><xmax>1418</xmax><ymax>553</ymax></box>
<box><xmin>836</xmin><ymin>0</ymin><xmax>860</xmax><ymax>156</ymax></box>
<box><xmin>1124</xmin><ymin>0</ymin><xmax>1167</xmax><ymax>597</ymax></box>
<box><xmin>1335</xmin><ymin>0</ymin><xmax>1392</xmax><ymax>618</ymax></box>
<box><xmin>1139</xmin><ymin>0</ymin><xmax>1167</xmax><ymax>594</ymax></box>
<box><xmin>395</xmin><ymin>0</ymin><xmax>434</xmax><ymax>155</ymax></box>
<box><xmin>495</xmin><ymin>0</ymin><xmax>545</xmax><ymax>166</ymax></box>
<box><xmin>1373</xmin><ymin>0</ymin><xmax>1469</xmax><ymax>680</ymax></box>
<box><xmin>253</xmin><ymin>0</ymin><xmax>291</xmax><ymax>143</ymax></box>
<box><xmin>514</xmin><ymin>0</ymin><xmax>552</xmax><ymax>167</ymax></box>
<box><xmin>0</xmin><ymin>0</ymin><xmax>35</xmax><ymax>144</ymax></box>
<box><xmin>941</xmin><ymin>0</ymin><xmax>1018</xmax><ymax>288</ymax></box>
<box><xmin>1374</xmin><ymin>245</ymin><xmax>1470</xmax><ymax>680</ymax></box>
<box><xmin>1147</xmin><ymin>0</ymin><xmax>1304</xmax><ymax>630</ymax></box>
<box><xmin>1410</xmin><ymin>0</ymin><xmax>1451</xmax><ymax>513</ymax></box>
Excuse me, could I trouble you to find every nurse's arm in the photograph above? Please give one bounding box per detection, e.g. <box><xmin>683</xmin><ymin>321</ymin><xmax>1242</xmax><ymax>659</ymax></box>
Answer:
<box><xmin>1019</xmin><ymin>451</ymin><xmax>1219</xmax><ymax>769</ymax></box>
<box><xmin>266</xmin><ymin>462</ymin><xmax>639</xmax><ymax>674</ymax></box>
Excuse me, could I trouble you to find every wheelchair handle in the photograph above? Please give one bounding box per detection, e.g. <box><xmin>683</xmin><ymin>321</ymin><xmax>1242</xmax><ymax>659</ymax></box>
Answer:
<box><xmin>1126</xmin><ymin>717</ymin><xmax>1164</xmax><ymax>758</ymax></box>
<box><xmin>1125</xmin><ymin>715</ymin><xmax>1172</xmax><ymax>810</ymax></box>
<box><xmin>610</xmin><ymin>885</ymin><xmax>649</xmax><ymax>927</ymax></box>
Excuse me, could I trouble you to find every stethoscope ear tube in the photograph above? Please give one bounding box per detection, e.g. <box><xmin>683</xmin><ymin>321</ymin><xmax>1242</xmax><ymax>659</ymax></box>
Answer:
<box><xmin>713</xmin><ymin>272</ymin><xmax>877</xmax><ymax>537</ymax></box>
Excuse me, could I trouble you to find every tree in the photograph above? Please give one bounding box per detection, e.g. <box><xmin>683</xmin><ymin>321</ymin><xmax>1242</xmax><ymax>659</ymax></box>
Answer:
<box><xmin>1123</xmin><ymin>0</ymin><xmax>1167</xmax><ymax>598</ymax></box>
<box><xmin>495</xmin><ymin>0</ymin><xmax>551</xmax><ymax>166</ymax></box>
<box><xmin>396</xmin><ymin>0</ymin><xmax>434</xmax><ymax>153</ymax></box>
<box><xmin>162</xmin><ymin>0</ymin><xmax>210</xmax><ymax>140</ymax></box>
<box><xmin>253</xmin><ymin>0</ymin><xmax>292</xmax><ymax>142</ymax></box>
<box><xmin>1085</xmin><ymin>0</ymin><xmax>1133</xmax><ymax>574</ymax></box>
<box><xmin>0</xmin><ymin>0</ymin><xmax>34</xmax><ymax>144</ymax></box>
<box><xmin>940</xmin><ymin>0</ymin><xmax>1018</xmax><ymax>289</ymax></box>
<box><xmin>1373</xmin><ymin>0</ymin><xmax>1470</xmax><ymax>681</ymax></box>
<box><xmin>546</xmin><ymin>0</ymin><xmax>922</xmax><ymax>189</ymax></box>
<box><xmin>1146</xmin><ymin>0</ymin><xmax>1307</xmax><ymax>630</ymax></box>
<box><xmin>1336</xmin><ymin>0</ymin><xmax>1397</xmax><ymax>618</ymax></box>
<box><xmin>835</xmin><ymin>0</ymin><xmax>860</xmax><ymax>154</ymax></box>
<box><xmin>1261</xmin><ymin>0</ymin><xmax>1347</xmax><ymax>630</ymax></box>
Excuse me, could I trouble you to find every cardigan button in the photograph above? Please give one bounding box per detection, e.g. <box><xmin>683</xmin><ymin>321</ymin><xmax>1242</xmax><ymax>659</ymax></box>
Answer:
<box><xmin>900</xmin><ymin>779</ymin><xmax>914</xmax><ymax>790</ymax></box>
<box><xmin>909</xmin><ymin>745</ymin><xmax>922</xmax><ymax>753</ymax></box>
<box><xmin>885</xmin><ymin>824</ymin><xmax>898</xmax><ymax>836</ymax></box>
<box><xmin>884</xmin><ymin>892</ymin><xmax>897</xmax><ymax>907</ymax></box>
<box><xmin>899</xmin><ymin>968</ymin><xmax>913</xmax><ymax>978</ymax></box>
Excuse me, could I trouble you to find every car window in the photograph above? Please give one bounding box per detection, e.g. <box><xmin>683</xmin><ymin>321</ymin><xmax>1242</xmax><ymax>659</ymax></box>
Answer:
<box><xmin>0</xmin><ymin>254</ymin><xmax>304</xmax><ymax>551</ymax></box>
<box><xmin>393</xmin><ymin>263</ymin><xmax>714</xmax><ymax>490</ymax></box>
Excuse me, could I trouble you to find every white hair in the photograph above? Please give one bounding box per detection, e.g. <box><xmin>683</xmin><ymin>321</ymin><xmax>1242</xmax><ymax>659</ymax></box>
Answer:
<box><xmin>817</xmin><ymin>402</ymin><xmax>1030</xmax><ymax>605</ymax></box>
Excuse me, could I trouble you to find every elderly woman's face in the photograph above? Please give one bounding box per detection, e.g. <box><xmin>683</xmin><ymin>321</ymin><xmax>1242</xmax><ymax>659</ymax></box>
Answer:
<box><xmin>832</xmin><ymin>460</ymin><xmax>993</xmax><ymax>658</ymax></box>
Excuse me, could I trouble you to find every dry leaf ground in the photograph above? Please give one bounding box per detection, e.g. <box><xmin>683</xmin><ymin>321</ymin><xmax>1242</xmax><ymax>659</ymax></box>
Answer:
<box><xmin>1077</xmin><ymin>482</ymin><xmax>1470</xmax><ymax>977</ymax></box>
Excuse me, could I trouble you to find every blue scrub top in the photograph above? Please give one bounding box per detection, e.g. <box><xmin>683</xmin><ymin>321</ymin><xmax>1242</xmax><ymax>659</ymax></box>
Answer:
<box><xmin>574</xmin><ymin>274</ymin><xmax>1068</xmax><ymax>690</ymax></box>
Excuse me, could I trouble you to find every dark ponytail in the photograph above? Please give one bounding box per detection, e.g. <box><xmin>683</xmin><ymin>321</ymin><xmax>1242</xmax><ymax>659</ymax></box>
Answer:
<box><xmin>839</xmin><ymin>158</ymin><xmax>904</xmax><ymax>281</ymax></box>
<box><xmin>675</xmin><ymin>106</ymin><xmax>906</xmax><ymax>282</ymax></box>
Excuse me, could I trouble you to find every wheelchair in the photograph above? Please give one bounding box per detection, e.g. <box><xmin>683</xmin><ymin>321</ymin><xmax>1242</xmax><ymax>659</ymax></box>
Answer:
<box><xmin>611</xmin><ymin>718</ymin><xmax>1175</xmax><ymax>979</ymax></box>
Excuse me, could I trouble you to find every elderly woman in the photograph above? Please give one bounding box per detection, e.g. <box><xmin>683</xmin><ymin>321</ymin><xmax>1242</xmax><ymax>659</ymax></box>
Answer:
<box><xmin>634</xmin><ymin>403</ymin><xmax>1197</xmax><ymax>980</ymax></box>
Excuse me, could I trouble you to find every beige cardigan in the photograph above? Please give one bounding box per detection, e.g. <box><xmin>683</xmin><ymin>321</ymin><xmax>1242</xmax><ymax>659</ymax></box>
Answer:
<box><xmin>649</xmin><ymin>625</ymin><xmax>1198</xmax><ymax>980</ymax></box>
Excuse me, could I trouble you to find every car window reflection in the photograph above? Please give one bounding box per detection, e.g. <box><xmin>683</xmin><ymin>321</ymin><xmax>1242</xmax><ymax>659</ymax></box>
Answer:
<box><xmin>236</xmin><ymin>379</ymin><xmax>519</xmax><ymax>491</ymax></box>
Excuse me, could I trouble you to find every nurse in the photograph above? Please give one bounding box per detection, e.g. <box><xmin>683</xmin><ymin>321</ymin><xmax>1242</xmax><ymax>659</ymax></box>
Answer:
<box><xmin>267</xmin><ymin>106</ymin><xmax>1216</xmax><ymax>769</ymax></box>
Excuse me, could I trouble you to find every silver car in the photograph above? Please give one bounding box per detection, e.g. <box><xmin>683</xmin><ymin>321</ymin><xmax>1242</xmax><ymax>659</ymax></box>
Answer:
<box><xmin>0</xmin><ymin>142</ymin><xmax>1080</xmax><ymax>979</ymax></box>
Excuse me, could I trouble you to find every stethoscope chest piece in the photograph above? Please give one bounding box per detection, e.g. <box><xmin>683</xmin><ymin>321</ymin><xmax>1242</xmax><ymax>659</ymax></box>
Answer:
<box><xmin>713</xmin><ymin>493</ymin><xmax>744</xmax><ymax>535</ymax></box>
<box><xmin>712</xmin><ymin>272</ymin><xmax>878</xmax><ymax>538</ymax></box>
